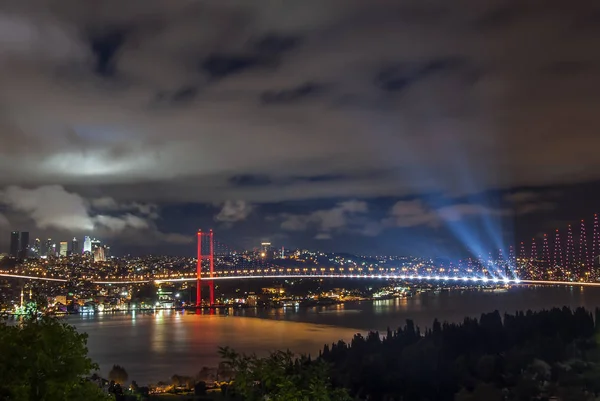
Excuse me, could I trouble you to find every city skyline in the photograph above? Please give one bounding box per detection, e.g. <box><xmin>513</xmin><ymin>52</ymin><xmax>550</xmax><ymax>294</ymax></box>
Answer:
<box><xmin>1</xmin><ymin>2</ymin><xmax>600</xmax><ymax>257</ymax></box>
<box><xmin>6</xmin><ymin>230</ymin><xmax>108</xmax><ymax>258</ymax></box>
<box><xmin>2</xmin><ymin>4</ymin><xmax>600</xmax><ymax>399</ymax></box>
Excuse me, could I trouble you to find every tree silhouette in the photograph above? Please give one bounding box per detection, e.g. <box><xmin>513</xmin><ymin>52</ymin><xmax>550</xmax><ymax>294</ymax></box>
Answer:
<box><xmin>218</xmin><ymin>346</ymin><xmax>351</xmax><ymax>401</ymax></box>
<box><xmin>318</xmin><ymin>307</ymin><xmax>600</xmax><ymax>401</ymax></box>
<box><xmin>108</xmin><ymin>365</ymin><xmax>129</xmax><ymax>385</ymax></box>
<box><xmin>0</xmin><ymin>314</ymin><xmax>110</xmax><ymax>401</ymax></box>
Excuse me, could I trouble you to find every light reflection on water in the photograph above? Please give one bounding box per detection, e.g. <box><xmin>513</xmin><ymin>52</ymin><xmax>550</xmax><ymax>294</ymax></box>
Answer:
<box><xmin>71</xmin><ymin>310</ymin><xmax>359</xmax><ymax>384</ymax></box>
<box><xmin>67</xmin><ymin>286</ymin><xmax>600</xmax><ymax>384</ymax></box>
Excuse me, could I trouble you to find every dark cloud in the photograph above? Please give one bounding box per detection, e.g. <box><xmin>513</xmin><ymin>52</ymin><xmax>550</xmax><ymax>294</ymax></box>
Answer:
<box><xmin>229</xmin><ymin>175</ymin><xmax>272</xmax><ymax>187</ymax></box>
<box><xmin>297</xmin><ymin>174</ymin><xmax>349</xmax><ymax>183</ymax></box>
<box><xmin>166</xmin><ymin>86</ymin><xmax>198</xmax><ymax>103</ymax></box>
<box><xmin>0</xmin><ymin>1</ymin><xmax>599</xmax><ymax>253</ymax></box>
<box><xmin>375</xmin><ymin>57</ymin><xmax>468</xmax><ymax>92</ymax></box>
<box><xmin>201</xmin><ymin>54</ymin><xmax>262</xmax><ymax>80</ymax></box>
<box><xmin>88</xmin><ymin>26</ymin><xmax>129</xmax><ymax>77</ymax></box>
<box><xmin>201</xmin><ymin>34</ymin><xmax>301</xmax><ymax>80</ymax></box>
<box><xmin>260</xmin><ymin>82</ymin><xmax>324</xmax><ymax>104</ymax></box>
<box><xmin>255</xmin><ymin>33</ymin><xmax>301</xmax><ymax>55</ymax></box>
<box><xmin>153</xmin><ymin>85</ymin><xmax>200</xmax><ymax>106</ymax></box>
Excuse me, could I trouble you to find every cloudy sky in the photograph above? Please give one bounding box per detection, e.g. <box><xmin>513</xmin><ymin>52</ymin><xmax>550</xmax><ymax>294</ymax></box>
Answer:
<box><xmin>0</xmin><ymin>0</ymin><xmax>599</xmax><ymax>256</ymax></box>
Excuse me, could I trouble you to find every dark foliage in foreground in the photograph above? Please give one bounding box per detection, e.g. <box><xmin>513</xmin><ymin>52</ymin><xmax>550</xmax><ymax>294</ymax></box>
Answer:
<box><xmin>0</xmin><ymin>314</ymin><xmax>110</xmax><ymax>401</ymax></box>
<box><xmin>219</xmin><ymin>346</ymin><xmax>351</xmax><ymax>401</ymax></box>
<box><xmin>319</xmin><ymin>307</ymin><xmax>600</xmax><ymax>401</ymax></box>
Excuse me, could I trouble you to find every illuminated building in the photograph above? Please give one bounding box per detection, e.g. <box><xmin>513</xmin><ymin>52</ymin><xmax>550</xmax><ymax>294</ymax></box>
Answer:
<box><xmin>261</xmin><ymin>242</ymin><xmax>274</xmax><ymax>258</ymax></box>
<box><xmin>91</xmin><ymin>238</ymin><xmax>101</xmax><ymax>250</ymax></box>
<box><xmin>157</xmin><ymin>287</ymin><xmax>175</xmax><ymax>308</ymax></box>
<box><xmin>44</xmin><ymin>238</ymin><xmax>52</xmax><ymax>257</ymax></box>
<box><xmin>262</xmin><ymin>286</ymin><xmax>285</xmax><ymax>295</ymax></box>
<box><xmin>93</xmin><ymin>246</ymin><xmax>106</xmax><ymax>262</ymax></box>
<box><xmin>72</xmin><ymin>237</ymin><xmax>79</xmax><ymax>255</ymax></box>
<box><xmin>10</xmin><ymin>231</ymin><xmax>19</xmax><ymax>258</ymax></box>
<box><xmin>59</xmin><ymin>242</ymin><xmax>68</xmax><ymax>257</ymax></box>
<box><xmin>19</xmin><ymin>232</ymin><xmax>29</xmax><ymax>259</ymax></box>
<box><xmin>33</xmin><ymin>238</ymin><xmax>41</xmax><ymax>255</ymax></box>
<box><xmin>83</xmin><ymin>236</ymin><xmax>92</xmax><ymax>253</ymax></box>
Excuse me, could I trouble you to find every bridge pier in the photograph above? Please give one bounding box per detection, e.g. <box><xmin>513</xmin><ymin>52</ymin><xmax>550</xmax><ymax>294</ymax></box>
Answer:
<box><xmin>196</xmin><ymin>229</ymin><xmax>215</xmax><ymax>306</ymax></box>
<box><xmin>195</xmin><ymin>279</ymin><xmax>215</xmax><ymax>307</ymax></box>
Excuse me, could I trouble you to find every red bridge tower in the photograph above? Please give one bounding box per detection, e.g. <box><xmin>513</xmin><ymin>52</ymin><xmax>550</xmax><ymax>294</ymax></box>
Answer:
<box><xmin>196</xmin><ymin>229</ymin><xmax>215</xmax><ymax>306</ymax></box>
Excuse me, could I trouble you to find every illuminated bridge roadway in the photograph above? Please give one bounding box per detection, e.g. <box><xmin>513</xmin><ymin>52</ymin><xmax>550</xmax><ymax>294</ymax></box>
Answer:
<box><xmin>3</xmin><ymin>272</ymin><xmax>600</xmax><ymax>288</ymax></box>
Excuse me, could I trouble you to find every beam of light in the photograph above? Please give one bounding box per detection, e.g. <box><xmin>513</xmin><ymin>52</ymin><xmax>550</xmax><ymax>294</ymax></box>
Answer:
<box><xmin>420</xmin><ymin>123</ymin><xmax>510</xmax><ymax>261</ymax></box>
<box><xmin>370</xmin><ymin>115</ymin><xmax>512</xmax><ymax>274</ymax></box>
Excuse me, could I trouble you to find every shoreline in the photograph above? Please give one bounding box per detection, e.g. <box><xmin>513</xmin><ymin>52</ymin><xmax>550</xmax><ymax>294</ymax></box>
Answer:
<box><xmin>2</xmin><ymin>284</ymin><xmax>517</xmax><ymax>316</ymax></box>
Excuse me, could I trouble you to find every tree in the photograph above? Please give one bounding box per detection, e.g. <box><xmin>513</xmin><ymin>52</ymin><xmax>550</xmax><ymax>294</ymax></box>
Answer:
<box><xmin>109</xmin><ymin>364</ymin><xmax>129</xmax><ymax>385</ymax></box>
<box><xmin>108</xmin><ymin>381</ymin><xmax>124</xmax><ymax>400</ymax></box>
<box><xmin>455</xmin><ymin>383</ymin><xmax>503</xmax><ymax>401</ymax></box>
<box><xmin>197</xmin><ymin>366</ymin><xmax>216</xmax><ymax>382</ymax></box>
<box><xmin>219</xmin><ymin>346</ymin><xmax>351</xmax><ymax>401</ymax></box>
<box><xmin>217</xmin><ymin>360</ymin><xmax>234</xmax><ymax>381</ymax></box>
<box><xmin>171</xmin><ymin>374</ymin><xmax>193</xmax><ymax>389</ymax></box>
<box><xmin>0</xmin><ymin>314</ymin><xmax>110</xmax><ymax>401</ymax></box>
<box><xmin>194</xmin><ymin>381</ymin><xmax>207</xmax><ymax>396</ymax></box>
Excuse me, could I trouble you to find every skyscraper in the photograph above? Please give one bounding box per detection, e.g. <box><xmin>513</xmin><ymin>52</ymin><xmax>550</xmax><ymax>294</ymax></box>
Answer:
<box><xmin>261</xmin><ymin>242</ymin><xmax>274</xmax><ymax>258</ymax></box>
<box><xmin>91</xmin><ymin>238</ymin><xmax>101</xmax><ymax>250</ymax></box>
<box><xmin>44</xmin><ymin>238</ymin><xmax>52</xmax><ymax>257</ymax></box>
<box><xmin>93</xmin><ymin>246</ymin><xmax>106</xmax><ymax>262</ymax></box>
<box><xmin>83</xmin><ymin>236</ymin><xmax>92</xmax><ymax>253</ymax></box>
<box><xmin>34</xmin><ymin>238</ymin><xmax>41</xmax><ymax>255</ymax></box>
<box><xmin>103</xmin><ymin>244</ymin><xmax>111</xmax><ymax>258</ymax></box>
<box><xmin>10</xmin><ymin>231</ymin><xmax>19</xmax><ymax>258</ymax></box>
<box><xmin>71</xmin><ymin>237</ymin><xmax>79</xmax><ymax>255</ymax></box>
<box><xmin>59</xmin><ymin>241</ymin><xmax>68</xmax><ymax>257</ymax></box>
<box><xmin>19</xmin><ymin>231</ymin><xmax>29</xmax><ymax>259</ymax></box>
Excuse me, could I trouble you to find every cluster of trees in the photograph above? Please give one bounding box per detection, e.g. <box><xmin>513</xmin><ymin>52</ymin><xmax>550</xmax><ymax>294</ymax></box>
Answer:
<box><xmin>320</xmin><ymin>307</ymin><xmax>600</xmax><ymax>400</ymax></box>
<box><xmin>6</xmin><ymin>305</ymin><xmax>600</xmax><ymax>401</ymax></box>
<box><xmin>0</xmin><ymin>313</ymin><xmax>110</xmax><ymax>401</ymax></box>
<box><xmin>219</xmin><ymin>346</ymin><xmax>351</xmax><ymax>401</ymax></box>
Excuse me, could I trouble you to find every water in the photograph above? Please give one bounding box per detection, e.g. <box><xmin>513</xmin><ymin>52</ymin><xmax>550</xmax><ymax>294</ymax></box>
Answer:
<box><xmin>68</xmin><ymin>286</ymin><xmax>600</xmax><ymax>384</ymax></box>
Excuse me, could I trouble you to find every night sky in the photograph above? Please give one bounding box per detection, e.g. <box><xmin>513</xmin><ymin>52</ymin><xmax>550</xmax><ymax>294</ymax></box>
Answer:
<box><xmin>1</xmin><ymin>1</ymin><xmax>600</xmax><ymax>256</ymax></box>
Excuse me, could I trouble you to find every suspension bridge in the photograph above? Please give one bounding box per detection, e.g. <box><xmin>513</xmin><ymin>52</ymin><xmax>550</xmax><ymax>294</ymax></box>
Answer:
<box><xmin>3</xmin><ymin>214</ymin><xmax>600</xmax><ymax>305</ymax></box>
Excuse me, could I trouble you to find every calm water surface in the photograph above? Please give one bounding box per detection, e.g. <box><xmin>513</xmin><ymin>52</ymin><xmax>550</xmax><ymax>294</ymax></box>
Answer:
<box><xmin>68</xmin><ymin>286</ymin><xmax>600</xmax><ymax>384</ymax></box>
